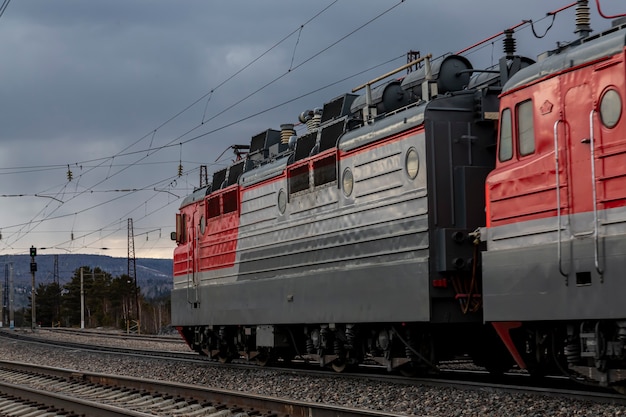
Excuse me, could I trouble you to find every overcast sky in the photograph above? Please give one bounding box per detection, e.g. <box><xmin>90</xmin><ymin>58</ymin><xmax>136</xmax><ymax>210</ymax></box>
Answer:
<box><xmin>0</xmin><ymin>1</ymin><xmax>619</xmax><ymax>259</ymax></box>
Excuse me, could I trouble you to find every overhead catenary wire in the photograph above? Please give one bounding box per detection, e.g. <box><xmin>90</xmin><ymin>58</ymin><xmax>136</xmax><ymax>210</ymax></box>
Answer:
<box><xmin>0</xmin><ymin>1</ymin><xmax>356</xmax><ymax>254</ymax></box>
<box><xmin>1</xmin><ymin>1</ymin><xmax>402</xmax><ymax>176</ymax></box>
<box><xmin>0</xmin><ymin>0</ymin><xmax>10</xmax><ymax>20</ymax></box>
<box><xmin>3</xmin><ymin>3</ymin><xmax>407</xmax><ymax>230</ymax></box>
<box><xmin>0</xmin><ymin>1</ymin><xmax>436</xmax><ymax>256</ymax></box>
<box><xmin>1</xmin><ymin>2</ymin><xmax>582</xmax><ymax>257</ymax></box>
<box><xmin>1</xmin><ymin>45</ymin><xmax>404</xmax><ymax>252</ymax></box>
<box><xmin>0</xmin><ymin>50</ymin><xmax>404</xmax><ymax>253</ymax></box>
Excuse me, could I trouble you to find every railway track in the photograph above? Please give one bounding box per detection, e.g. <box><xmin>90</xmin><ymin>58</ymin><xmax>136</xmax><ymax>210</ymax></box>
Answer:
<box><xmin>43</xmin><ymin>326</ymin><xmax>182</xmax><ymax>343</ymax></box>
<box><xmin>0</xmin><ymin>328</ymin><xmax>196</xmax><ymax>361</ymax></box>
<box><xmin>1</xmin><ymin>328</ymin><xmax>625</xmax><ymax>409</ymax></box>
<box><xmin>0</xmin><ymin>360</ymin><xmax>405</xmax><ymax>417</ymax></box>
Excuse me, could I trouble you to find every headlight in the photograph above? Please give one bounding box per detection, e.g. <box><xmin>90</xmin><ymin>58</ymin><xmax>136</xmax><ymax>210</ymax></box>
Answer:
<box><xmin>342</xmin><ymin>168</ymin><xmax>354</xmax><ymax>197</ymax></box>
<box><xmin>406</xmin><ymin>147</ymin><xmax>419</xmax><ymax>179</ymax></box>
<box><xmin>277</xmin><ymin>188</ymin><xmax>287</xmax><ymax>214</ymax></box>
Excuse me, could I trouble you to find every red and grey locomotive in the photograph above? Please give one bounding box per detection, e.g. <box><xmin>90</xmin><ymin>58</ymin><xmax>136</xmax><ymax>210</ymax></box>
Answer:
<box><xmin>172</xmin><ymin>1</ymin><xmax>626</xmax><ymax>390</ymax></box>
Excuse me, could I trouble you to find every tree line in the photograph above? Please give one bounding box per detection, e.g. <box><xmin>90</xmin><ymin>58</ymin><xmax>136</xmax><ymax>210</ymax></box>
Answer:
<box><xmin>27</xmin><ymin>266</ymin><xmax>171</xmax><ymax>334</ymax></box>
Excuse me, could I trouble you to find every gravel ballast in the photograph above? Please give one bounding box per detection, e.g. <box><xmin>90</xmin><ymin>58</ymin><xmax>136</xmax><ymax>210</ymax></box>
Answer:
<box><xmin>0</xmin><ymin>330</ymin><xmax>624</xmax><ymax>417</ymax></box>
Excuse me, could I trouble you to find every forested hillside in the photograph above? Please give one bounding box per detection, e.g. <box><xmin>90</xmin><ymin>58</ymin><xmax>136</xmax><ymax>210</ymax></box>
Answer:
<box><xmin>1</xmin><ymin>254</ymin><xmax>173</xmax><ymax>333</ymax></box>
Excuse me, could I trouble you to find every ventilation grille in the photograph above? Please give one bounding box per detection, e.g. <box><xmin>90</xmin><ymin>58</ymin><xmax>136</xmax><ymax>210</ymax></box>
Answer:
<box><xmin>320</xmin><ymin>94</ymin><xmax>357</xmax><ymax>124</ymax></box>
<box><xmin>294</xmin><ymin>132</ymin><xmax>317</xmax><ymax>162</ymax></box>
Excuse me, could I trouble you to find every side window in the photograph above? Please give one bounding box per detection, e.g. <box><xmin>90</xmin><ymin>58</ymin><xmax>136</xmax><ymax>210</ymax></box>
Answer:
<box><xmin>289</xmin><ymin>164</ymin><xmax>310</xmax><ymax>195</ymax></box>
<box><xmin>499</xmin><ymin>108</ymin><xmax>513</xmax><ymax>162</ymax></box>
<box><xmin>222</xmin><ymin>189</ymin><xmax>238</xmax><ymax>214</ymax></box>
<box><xmin>517</xmin><ymin>100</ymin><xmax>535</xmax><ymax>156</ymax></box>
<box><xmin>313</xmin><ymin>154</ymin><xmax>337</xmax><ymax>187</ymax></box>
<box><xmin>207</xmin><ymin>195</ymin><xmax>221</xmax><ymax>218</ymax></box>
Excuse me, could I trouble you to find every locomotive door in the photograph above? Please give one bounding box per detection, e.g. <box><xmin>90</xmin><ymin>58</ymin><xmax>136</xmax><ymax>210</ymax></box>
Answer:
<box><xmin>564</xmin><ymin>83</ymin><xmax>593</xmax><ymax>233</ymax></box>
<box><xmin>187</xmin><ymin>208</ymin><xmax>200</xmax><ymax>304</ymax></box>
<box><xmin>563</xmin><ymin>82</ymin><xmax>603</xmax><ymax>275</ymax></box>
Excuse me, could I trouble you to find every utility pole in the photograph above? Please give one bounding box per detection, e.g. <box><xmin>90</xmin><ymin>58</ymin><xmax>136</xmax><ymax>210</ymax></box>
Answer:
<box><xmin>9</xmin><ymin>262</ymin><xmax>15</xmax><ymax>330</ymax></box>
<box><xmin>53</xmin><ymin>254</ymin><xmax>60</xmax><ymax>326</ymax></box>
<box><xmin>1</xmin><ymin>263</ymin><xmax>4</xmax><ymax>328</ymax></box>
<box><xmin>80</xmin><ymin>267</ymin><xmax>85</xmax><ymax>330</ymax></box>
<box><xmin>128</xmin><ymin>218</ymin><xmax>139</xmax><ymax>333</ymax></box>
<box><xmin>9</xmin><ymin>262</ymin><xmax>14</xmax><ymax>329</ymax></box>
<box><xmin>29</xmin><ymin>246</ymin><xmax>37</xmax><ymax>331</ymax></box>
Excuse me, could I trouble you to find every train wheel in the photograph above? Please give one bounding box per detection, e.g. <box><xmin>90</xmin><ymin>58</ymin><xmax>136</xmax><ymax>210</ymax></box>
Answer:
<box><xmin>330</xmin><ymin>359</ymin><xmax>347</xmax><ymax>373</ymax></box>
<box><xmin>217</xmin><ymin>352</ymin><xmax>232</xmax><ymax>363</ymax></box>
<box><xmin>277</xmin><ymin>349</ymin><xmax>295</xmax><ymax>364</ymax></box>
<box><xmin>484</xmin><ymin>358</ymin><xmax>514</xmax><ymax>376</ymax></box>
<box><xmin>399</xmin><ymin>362</ymin><xmax>419</xmax><ymax>377</ymax></box>
<box><xmin>255</xmin><ymin>349</ymin><xmax>272</xmax><ymax>367</ymax></box>
<box><xmin>612</xmin><ymin>384</ymin><xmax>626</xmax><ymax>395</ymax></box>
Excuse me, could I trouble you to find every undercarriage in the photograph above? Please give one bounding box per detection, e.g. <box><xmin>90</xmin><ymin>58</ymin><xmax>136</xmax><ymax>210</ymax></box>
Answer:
<box><xmin>503</xmin><ymin>319</ymin><xmax>626</xmax><ymax>393</ymax></box>
<box><xmin>177</xmin><ymin>322</ymin><xmax>511</xmax><ymax>376</ymax></box>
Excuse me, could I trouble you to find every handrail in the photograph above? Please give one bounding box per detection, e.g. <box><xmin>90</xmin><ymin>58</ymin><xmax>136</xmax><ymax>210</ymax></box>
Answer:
<box><xmin>352</xmin><ymin>54</ymin><xmax>433</xmax><ymax>93</ymax></box>
<box><xmin>553</xmin><ymin>120</ymin><xmax>568</xmax><ymax>279</ymax></box>
<box><xmin>187</xmin><ymin>229</ymin><xmax>200</xmax><ymax>305</ymax></box>
<box><xmin>187</xmin><ymin>242</ymin><xmax>194</xmax><ymax>304</ymax></box>
<box><xmin>352</xmin><ymin>53</ymin><xmax>433</xmax><ymax>124</ymax></box>
<box><xmin>588</xmin><ymin>109</ymin><xmax>603</xmax><ymax>276</ymax></box>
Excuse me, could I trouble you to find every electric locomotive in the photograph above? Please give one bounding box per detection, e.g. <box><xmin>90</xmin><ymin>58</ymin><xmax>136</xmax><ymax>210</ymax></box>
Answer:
<box><xmin>172</xmin><ymin>51</ymin><xmax>509</xmax><ymax>374</ymax></box>
<box><xmin>172</xmin><ymin>0</ymin><xmax>626</xmax><ymax>390</ymax></box>
<box><xmin>483</xmin><ymin>6</ymin><xmax>626</xmax><ymax>391</ymax></box>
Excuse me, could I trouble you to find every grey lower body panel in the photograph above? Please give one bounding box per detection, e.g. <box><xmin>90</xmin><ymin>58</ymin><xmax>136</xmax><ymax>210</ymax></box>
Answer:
<box><xmin>483</xmin><ymin>234</ymin><xmax>626</xmax><ymax>322</ymax></box>
<box><xmin>171</xmin><ymin>257</ymin><xmax>430</xmax><ymax>326</ymax></box>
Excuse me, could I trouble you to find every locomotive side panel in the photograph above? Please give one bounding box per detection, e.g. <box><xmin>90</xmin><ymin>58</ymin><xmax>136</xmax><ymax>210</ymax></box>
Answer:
<box><xmin>173</xmin><ymin>113</ymin><xmax>432</xmax><ymax>326</ymax></box>
<box><xmin>484</xmin><ymin>230</ymin><xmax>626</xmax><ymax>321</ymax></box>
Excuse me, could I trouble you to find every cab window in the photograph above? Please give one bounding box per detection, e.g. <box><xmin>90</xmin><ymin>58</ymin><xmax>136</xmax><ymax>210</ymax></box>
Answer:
<box><xmin>517</xmin><ymin>100</ymin><xmax>535</xmax><ymax>156</ymax></box>
<box><xmin>499</xmin><ymin>108</ymin><xmax>513</xmax><ymax>162</ymax></box>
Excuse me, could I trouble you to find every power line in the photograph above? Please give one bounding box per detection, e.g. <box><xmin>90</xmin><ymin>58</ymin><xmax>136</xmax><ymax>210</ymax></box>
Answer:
<box><xmin>0</xmin><ymin>0</ymin><xmax>11</xmax><ymax>20</ymax></box>
<box><xmin>0</xmin><ymin>50</ymin><xmax>403</xmax><ymax>252</ymax></box>
<box><xmin>2</xmin><ymin>2</ymin><xmax>408</xmax><ymax>255</ymax></box>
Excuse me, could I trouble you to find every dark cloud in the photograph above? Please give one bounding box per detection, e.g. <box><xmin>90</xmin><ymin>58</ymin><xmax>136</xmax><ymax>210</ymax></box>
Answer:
<box><xmin>0</xmin><ymin>1</ymin><xmax>609</xmax><ymax>257</ymax></box>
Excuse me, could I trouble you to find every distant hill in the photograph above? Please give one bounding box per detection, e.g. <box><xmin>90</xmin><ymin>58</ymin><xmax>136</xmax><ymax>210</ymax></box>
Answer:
<box><xmin>1</xmin><ymin>254</ymin><xmax>172</xmax><ymax>301</ymax></box>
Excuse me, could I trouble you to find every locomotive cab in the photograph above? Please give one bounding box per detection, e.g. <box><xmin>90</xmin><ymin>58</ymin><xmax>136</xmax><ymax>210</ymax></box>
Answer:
<box><xmin>484</xmin><ymin>16</ymin><xmax>626</xmax><ymax>390</ymax></box>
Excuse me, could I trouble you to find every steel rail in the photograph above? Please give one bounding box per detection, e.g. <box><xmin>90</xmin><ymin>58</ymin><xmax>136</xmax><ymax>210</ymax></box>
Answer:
<box><xmin>0</xmin><ymin>379</ymin><xmax>153</xmax><ymax>417</ymax></box>
<box><xmin>0</xmin><ymin>361</ymin><xmax>406</xmax><ymax>417</ymax></box>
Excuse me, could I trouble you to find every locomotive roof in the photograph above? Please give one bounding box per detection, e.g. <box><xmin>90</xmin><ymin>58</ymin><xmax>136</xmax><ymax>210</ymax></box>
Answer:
<box><xmin>338</xmin><ymin>102</ymin><xmax>426</xmax><ymax>152</ymax></box>
<box><xmin>503</xmin><ymin>22</ymin><xmax>626</xmax><ymax>94</ymax></box>
<box><xmin>179</xmin><ymin>185</ymin><xmax>210</xmax><ymax>209</ymax></box>
<box><xmin>239</xmin><ymin>155</ymin><xmax>291</xmax><ymax>188</ymax></box>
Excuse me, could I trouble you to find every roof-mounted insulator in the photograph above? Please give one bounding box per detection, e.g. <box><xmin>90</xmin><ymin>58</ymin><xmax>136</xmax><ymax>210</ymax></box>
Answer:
<box><xmin>298</xmin><ymin>108</ymin><xmax>323</xmax><ymax>133</ymax></box>
<box><xmin>307</xmin><ymin>108</ymin><xmax>322</xmax><ymax>132</ymax></box>
<box><xmin>503</xmin><ymin>29</ymin><xmax>516</xmax><ymax>59</ymax></box>
<box><xmin>280</xmin><ymin>124</ymin><xmax>295</xmax><ymax>145</ymax></box>
<box><xmin>575</xmin><ymin>0</ymin><xmax>592</xmax><ymax>38</ymax></box>
<box><xmin>178</xmin><ymin>143</ymin><xmax>183</xmax><ymax>177</ymax></box>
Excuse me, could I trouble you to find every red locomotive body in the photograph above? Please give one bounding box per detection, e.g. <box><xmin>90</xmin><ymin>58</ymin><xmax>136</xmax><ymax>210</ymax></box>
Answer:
<box><xmin>484</xmin><ymin>13</ymin><xmax>626</xmax><ymax>386</ymax></box>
